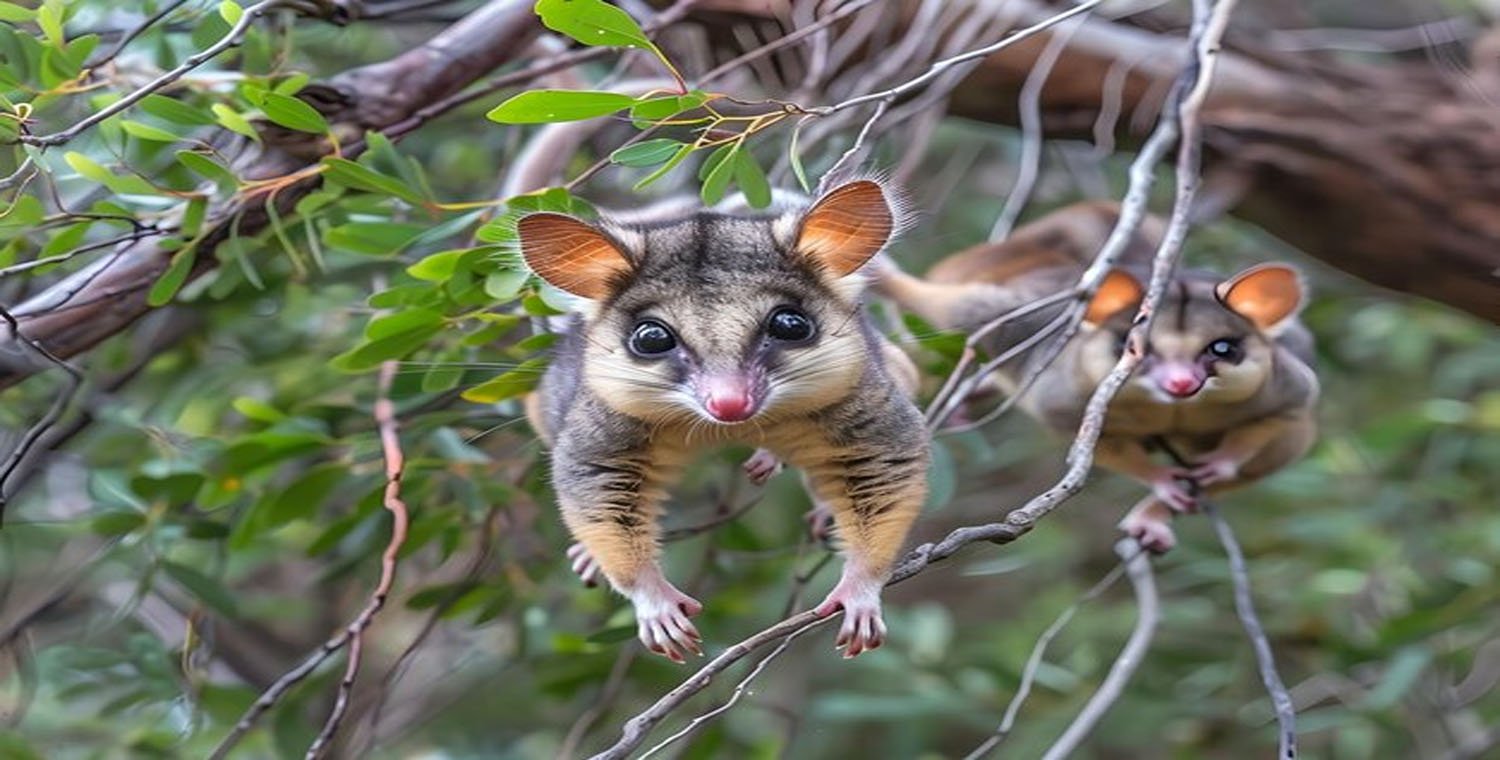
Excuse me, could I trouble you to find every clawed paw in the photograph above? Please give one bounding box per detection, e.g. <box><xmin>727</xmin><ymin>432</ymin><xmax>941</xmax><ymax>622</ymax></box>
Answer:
<box><xmin>1150</xmin><ymin>475</ymin><xmax>1198</xmax><ymax>514</ymax></box>
<box><xmin>631</xmin><ymin>580</ymin><xmax>704</xmax><ymax>664</ymax></box>
<box><xmin>804</xmin><ymin>503</ymin><xmax>836</xmax><ymax>544</ymax></box>
<box><xmin>566</xmin><ymin>543</ymin><xmax>601</xmax><ymax>587</ymax></box>
<box><xmin>742</xmin><ymin>448</ymin><xmax>784</xmax><ymax>486</ymax></box>
<box><xmin>1174</xmin><ymin>457</ymin><xmax>1238</xmax><ymax>487</ymax></box>
<box><xmin>814</xmin><ymin>575</ymin><xmax>886</xmax><ymax>658</ymax></box>
<box><xmin>1120</xmin><ymin>512</ymin><xmax>1176</xmax><ymax>554</ymax></box>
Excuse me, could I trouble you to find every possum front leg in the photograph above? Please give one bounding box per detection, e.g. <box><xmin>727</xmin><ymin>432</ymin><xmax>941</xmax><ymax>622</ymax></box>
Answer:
<box><xmin>552</xmin><ymin>427</ymin><xmax>701</xmax><ymax>663</ymax></box>
<box><xmin>795</xmin><ymin>390</ymin><xmax>929</xmax><ymax>658</ymax></box>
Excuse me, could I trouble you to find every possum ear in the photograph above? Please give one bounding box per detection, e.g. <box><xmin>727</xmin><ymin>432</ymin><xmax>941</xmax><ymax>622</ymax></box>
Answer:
<box><xmin>794</xmin><ymin>180</ymin><xmax>894</xmax><ymax>277</ymax></box>
<box><xmin>1216</xmin><ymin>263</ymin><xmax>1304</xmax><ymax>334</ymax></box>
<box><xmin>517</xmin><ymin>213</ymin><xmax>633</xmax><ymax>300</ymax></box>
<box><xmin>1084</xmin><ymin>269</ymin><xmax>1144</xmax><ymax>326</ymax></box>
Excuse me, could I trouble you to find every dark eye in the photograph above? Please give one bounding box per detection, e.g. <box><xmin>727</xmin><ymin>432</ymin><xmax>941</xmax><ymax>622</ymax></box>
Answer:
<box><xmin>766</xmin><ymin>307</ymin><xmax>815</xmax><ymax>342</ymax></box>
<box><xmin>1206</xmin><ymin>337</ymin><xmax>1243</xmax><ymax>362</ymax></box>
<box><xmin>628</xmin><ymin>320</ymin><xmax>677</xmax><ymax>356</ymax></box>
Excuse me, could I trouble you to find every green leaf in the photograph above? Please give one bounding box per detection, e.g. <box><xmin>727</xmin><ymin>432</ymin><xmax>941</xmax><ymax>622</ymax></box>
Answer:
<box><xmin>232</xmin><ymin>397</ymin><xmax>284</xmax><ymax>422</ymax></box>
<box><xmin>609</xmin><ymin>138</ymin><xmax>685</xmax><ymax>168</ymax></box>
<box><xmin>162</xmin><ymin>561</ymin><xmax>239</xmax><ymax>617</ymax></box>
<box><xmin>789</xmin><ymin>125</ymin><xmax>811</xmax><ymax>193</ymax></box>
<box><xmin>120</xmin><ymin>120</ymin><xmax>180</xmax><ymax>143</ymax></box>
<box><xmin>364</xmin><ymin>309</ymin><xmax>444</xmax><ymax>341</ymax></box>
<box><xmin>484</xmin><ymin>269</ymin><xmax>529</xmax><ymax>301</ymax></box>
<box><xmin>628</xmin><ymin>91</ymin><xmax>709</xmax><ymax>121</ymax></box>
<box><xmin>699</xmin><ymin>143</ymin><xmax>738</xmax><ymax>205</ymax></box>
<box><xmin>36</xmin><ymin>0</ymin><xmax>63</xmax><ymax>48</ymax></box>
<box><xmin>461</xmin><ymin>358</ymin><xmax>547</xmax><ymax>403</ymax></box>
<box><xmin>633</xmin><ymin>141</ymin><xmax>694</xmax><ymax>190</ymax></box>
<box><xmin>331</xmin><ymin>324</ymin><xmax>443</xmax><ymax>371</ymax></box>
<box><xmin>407</xmin><ymin>249</ymin><xmax>468</xmax><ymax>282</ymax></box>
<box><xmin>210</xmin><ymin>103</ymin><xmax>259</xmax><ymax>141</ymax></box>
<box><xmin>218</xmin><ymin>0</ymin><xmax>244</xmax><ymax>25</ymax></box>
<box><xmin>486</xmin><ymin>90</ymin><xmax>638</xmax><ymax>124</ymax></box>
<box><xmin>63</xmin><ymin>152</ymin><xmax>157</xmax><ymax>195</ymax></box>
<box><xmin>0</xmin><ymin>3</ymin><xmax>37</xmax><ymax>22</ymax></box>
<box><xmin>534</xmin><ymin>0</ymin><xmax>653</xmax><ymax>50</ymax></box>
<box><xmin>323</xmin><ymin>221</ymin><xmax>427</xmax><ymax>256</ymax></box>
<box><xmin>256</xmin><ymin>92</ymin><xmax>328</xmax><ymax>134</ymax></box>
<box><xmin>141</xmin><ymin>95</ymin><xmax>216</xmax><ymax>126</ymax></box>
<box><xmin>176</xmin><ymin>150</ymin><xmax>238</xmax><ymax>194</ymax></box>
<box><xmin>148</xmin><ymin>243</ymin><xmax>198</xmax><ymax>306</ymax></box>
<box><xmin>320</xmin><ymin>157</ymin><xmax>426</xmax><ymax>206</ymax></box>
<box><xmin>734</xmin><ymin>149</ymin><xmax>771</xmax><ymax>208</ymax></box>
<box><xmin>91</xmin><ymin>511</ymin><xmax>145</xmax><ymax>536</ymax></box>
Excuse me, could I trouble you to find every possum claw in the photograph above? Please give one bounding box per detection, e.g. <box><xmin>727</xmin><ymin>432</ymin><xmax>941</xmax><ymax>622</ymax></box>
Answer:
<box><xmin>814</xmin><ymin>569</ymin><xmax>887</xmax><ymax>659</ymax></box>
<box><xmin>742</xmin><ymin>448</ymin><xmax>783</xmax><ymax>486</ymax></box>
<box><xmin>629</xmin><ymin>575</ymin><xmax>704</xmax><ymax>663</ymax></box>
<box><xmin>566</xmin><ymin>543</ymin><xmax>602</xmax><ymax>587</ymax></box>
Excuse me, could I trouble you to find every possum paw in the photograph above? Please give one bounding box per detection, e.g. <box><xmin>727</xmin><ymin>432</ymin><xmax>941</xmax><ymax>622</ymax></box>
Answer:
<box><xmin>629</xmin><ymin>577</ymin><xmax>704</xmax><ymax>664</ymax></box>
<box><xmin>742</xmin><ymin>448</ymin><xmax>783</xmax><ymax>485</ymax></box>
<box><xmin>1120</xmin><ymin>512</ymin><xmax>1177</xmax><ymax>554</ymax></box>
<box><xmin>814</xmin><ymin>571</ymin><xmax>887</xmax><ymax>658</ymax></box>
<box><xmin>565</xmin><ymin>543</ymin><xmax>602</xmax><ymax>587</ymax></box>
<box><xmin>804</xmin><ymin>503</ymin><xmax>836</xmax><ymax>543</ymax></box>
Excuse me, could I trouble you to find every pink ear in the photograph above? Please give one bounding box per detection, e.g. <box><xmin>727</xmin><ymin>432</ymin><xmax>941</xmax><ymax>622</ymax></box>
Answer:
<box><xmin>1084</xmin><ymin>269</ymin><xmax>1144</xmax><ymax>325</ymax></box>
<box><xmin>1216</xmin><ymin>263</ymin><xmax>1304</xmax><ymax>330</ymax></box>
<box><xmin>516</xmin><ymin>213</ymin><xmax>632</xmax><ymax>300</ymax></box>
<box><xmin>795</xmin><ymin>180</ymin><xmax>894</xmax><ymax>277</ymax></box>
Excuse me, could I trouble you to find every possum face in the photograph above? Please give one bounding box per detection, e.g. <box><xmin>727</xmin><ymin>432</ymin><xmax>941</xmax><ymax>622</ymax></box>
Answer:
<box><xmin>518</xmin><ymin>181</ymin><xmax>900</xmax><ymax>426</ymax></box>
<box><xmin>1076</xmin><ymin>265</ymin><xmax>1306</xmax><ymax>406</ymax></box>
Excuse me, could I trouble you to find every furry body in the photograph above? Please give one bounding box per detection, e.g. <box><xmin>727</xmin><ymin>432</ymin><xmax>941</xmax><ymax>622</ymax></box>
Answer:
<box><xmin>523</xmin><ymin>182</ymin><xmax>929</xmax><ymax>659</ymax></box>
<box><xmin>874</xmin><ymin>202</ymin><xmax>1318</xmax><ymax>550</ymax></box>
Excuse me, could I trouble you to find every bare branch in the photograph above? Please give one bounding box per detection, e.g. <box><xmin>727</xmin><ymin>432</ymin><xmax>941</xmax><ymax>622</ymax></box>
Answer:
<box><xmin>1036</xmin><ymin>539</ymin><xmax>1158</xmax><ymax>760</ymax></box>
<box><xmin>1205</xmin><ymin>502</ymin><xmax>1298</xmax><ymax>759</ymax></box>
<box><xmin>305</xmin><ymin>360</ymin><xmax>412</xmax><ymax>759</ymax></box>
<box><xmin>988</xmin><ymin>18</ymin><xmax>1080</xmax><ymax>241</ymax></box>
<box><xmin>962</xmin><ymin>548</ymin><xmax>1136</xmax><ymax>759</ymax></box>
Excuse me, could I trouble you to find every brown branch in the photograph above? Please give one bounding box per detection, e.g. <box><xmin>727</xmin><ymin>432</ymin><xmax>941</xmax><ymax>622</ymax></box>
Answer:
<box><xmin>1036</xmin><ymin>538</ymin><xmax>1158</xmax><ymax>760</ymax></box>
<box><xmin>209</xmin><ymin>361</ymin><xmax>411</xmax><ymax>760</ymax></box>
<box><xmin>961</xmin><ymin>547</ymin><xmax>1136</xmax><ymax>759</ymax></box>
<box><xmin>304</xmin><ymin>360</ymin><xmax>411</xmax><ymax>759</ymax></box>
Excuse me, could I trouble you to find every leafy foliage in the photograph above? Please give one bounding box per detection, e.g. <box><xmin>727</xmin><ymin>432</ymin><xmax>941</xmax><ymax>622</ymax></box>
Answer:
<box><xmin>0</xmin><ymin>3</ymin><xmax>1496</xmax><ymax>760</ymax></box>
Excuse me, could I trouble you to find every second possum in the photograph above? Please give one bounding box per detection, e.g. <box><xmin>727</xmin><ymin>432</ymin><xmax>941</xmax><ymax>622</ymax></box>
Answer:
<box><xmin>876</xmin><ymin>202</ymin><xmax>1319</xmax><ymax>551</ymax></box>
<box><xmin>522</xmin><ymin>181</ymin><xmax>928</xmax><ymax>662</ymax></box>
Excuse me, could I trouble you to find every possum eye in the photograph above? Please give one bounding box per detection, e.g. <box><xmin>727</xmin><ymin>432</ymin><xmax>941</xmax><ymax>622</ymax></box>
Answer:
<box><xmin>766</xmin><ymin>307</ymin><xmax>815</xmax><ymax>343</ymax></box>
<box><xmin>628</xmin><ymin>320</ymin><xmax>677</xmax><ymax>357</ymax></box>
<box><xmin>1205</xmin><ymin>337</ymin><xmax>1244</xmax><ymax>363</ymax></box>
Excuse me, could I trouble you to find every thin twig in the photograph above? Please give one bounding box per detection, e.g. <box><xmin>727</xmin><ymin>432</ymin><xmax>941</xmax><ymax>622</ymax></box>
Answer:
<box><xmin>988</xmin><ymin>18</ymin><xmax>1082</xmax><ymax>241</ymax></box>
<box><xmin>21</xmin><ymin>0</ymin><xmax>293</xmax><ymax>147</ymax></box>
<box><xmin>1205</xmin><ymin>502</ymin><xmax>1298</xmax><ymax>759</ymax></box>
<box><xmin>89</xmin><ymin>0</ymin><xmax>194</xmax><ymax>68</ymax></box>
<box><xmin>0</xmin><ymin>305</ymin><xmax>83</xmax><ymax>527</ymax></box>
<box><xmin>1037</xmin><ymin>539</ymin><xmax>1158</xmax><ymax>760</ymax></box>
<box><xmin>558</xmin><ymin>648</ymin><xmax>641</xmax><ymax>759</ymax></box>
<box><xmin>304</xmin><ymin>359</ymin><xmax>412</xmax><ymax>759</ymax></box>
<box><xmin>637</xmin><ymin>619</ymin><xmax>823</xmax><ymax>759</ymax></box>
<box><xmin>962</xmin><ymin>546</ymin><xmax>1138</xmax><ymax>759</ymax></box>
<box><xmin>815</xmin><ymin>0</ymin><xmax>1107</xmax><ymax>115</ymax></box>
<box><xmin>697</xmin><ymin>0</ymin><xmax>881</xmax><ymax>88</ymax></box>
<box><xmin>208</xmin><ymin>361</ymin><xmax>412</xmax><ymax>760</ymax></box>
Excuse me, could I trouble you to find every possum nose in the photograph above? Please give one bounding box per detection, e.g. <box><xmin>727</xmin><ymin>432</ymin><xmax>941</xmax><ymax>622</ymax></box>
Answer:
<box><xmin>1155</xmin><ymin>365</ymin><xmax>1204</xmax><ymax>398</ymax></box>
<box><xmin>702</xmin><ymin>378</ymin><xmax>757</xmax><ymax>422</ymax></box>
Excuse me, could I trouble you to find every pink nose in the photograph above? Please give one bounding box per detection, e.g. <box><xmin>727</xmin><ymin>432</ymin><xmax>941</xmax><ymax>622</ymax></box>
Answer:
<box><xmin>702</xmin><ymin>377</ymin><xmax>757</xmax><ymax>422</ymax></box>
<box><xmin>705</xmin><ymin>392</ymin><xmax>754</xmax><ymax>422</ymax></box>
<box><xmin>1159</xmin><ymin>373</ymin><xmax>1203</xmax><ymax>398</ymax></box>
